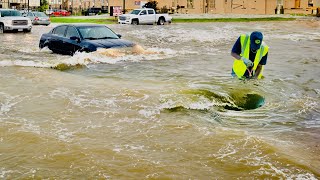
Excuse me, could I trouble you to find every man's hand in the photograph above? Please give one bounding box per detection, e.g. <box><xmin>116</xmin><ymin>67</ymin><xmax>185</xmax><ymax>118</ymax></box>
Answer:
<box><xmin>241</xmin><ymin>57</ymin><xmax>253</xmax><ymax>67</ymax></box>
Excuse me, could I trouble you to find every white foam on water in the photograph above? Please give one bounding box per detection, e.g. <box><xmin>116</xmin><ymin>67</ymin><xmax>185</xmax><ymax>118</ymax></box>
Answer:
<box><xmin>138</xmin><ymin>108</ymin><xmax>160</xmax><ymax>118</ymax></box>
<box><xmin>0</xmin><ymin>60</ymin><xmax>52</xmax><ymax>68</ymax></box>
<box><xmin>0</xmin><ymin>45</ymin><xmax>179</xmax><ymax>69</ymax></box>
<box><xmin>0</xmin><ymin>92</ymin><xmax>22</xmax><ymax>116</ymax></box>
<box><xmin>158</xmin><ymin>92</ymin><xmax>236</xmax><ymax>112</ymax></box>
<box><xmin>251</xmin><ymin>163</ymin><xmax>318</xmax><ymax>179</ymax></box>
<box><xmin>55</xmin><ymin>127</ymin><xmax>75</xmax><ymax>142</ymax></box>
<box><xmin>41</xmin><ymin>45</ymin><xmax>179</xmax><ymax>70</ymax></box>
<box><xmin>268</xmin><ymin>30</ymin><xmax>320</xmax><ymax>41</ymax></box>
<box><xmin>49</xmin><ymin>88</ymin><xmax>119</xmax><ymax>110</ymax></box>
<box><xmin>0</xmin><ymin>168</ymin><xmax>18</xmax><ymax>179</ymax></box>
<box><xmin>212</xmin><ymin>136</ymin><xmax>318</xmax><ymax>179</ymax></box>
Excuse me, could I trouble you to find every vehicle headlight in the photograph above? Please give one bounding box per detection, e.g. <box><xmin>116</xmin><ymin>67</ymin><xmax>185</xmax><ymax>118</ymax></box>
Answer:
<box><xmin>28</xmin><ymin>19</ymin><xmax>32</xmax><ymax>25</ymax></box>
<box><xmin>4</xmin><ymin>20</ymin><xmax>12</xmax><ymax>26</ymax></box>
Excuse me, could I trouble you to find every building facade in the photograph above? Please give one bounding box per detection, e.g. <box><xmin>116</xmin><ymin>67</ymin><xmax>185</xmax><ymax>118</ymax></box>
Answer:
<box><xmin>0</xmin><ymin>0</ymin><xmax>39</xmax><ymax>9</ymax></box>
<box><xmin>107</xmin><ymin>0</ymin><xmax>319</xmax><ymax>15</ymax></box>
<box><xmin>48</xmin><ymin>0</ymin><xmax>109</xmax><ymax>12</ymax></box>
<box><xmin>0</xmin><ymin>0</ymin><xmax>319</xmax><ymax>15</ymax></box>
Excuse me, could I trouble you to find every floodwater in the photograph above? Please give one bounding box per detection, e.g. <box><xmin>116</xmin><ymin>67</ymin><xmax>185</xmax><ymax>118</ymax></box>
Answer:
<box><xmin>0</xmin><ymin>19</ymin><xmax>319</xmax><ymax>179</ymax></box>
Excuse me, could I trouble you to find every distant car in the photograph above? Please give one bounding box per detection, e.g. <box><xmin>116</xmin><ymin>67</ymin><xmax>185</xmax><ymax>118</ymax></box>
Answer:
<box><xmin>118</xmin><ymin>8</ymin><xmax>172</xmax><ymax>25</ymax></box>
<box><xmin>51</xmin><ymin>10</ymin><xmax>71</xmax><ymax>16</ymax></box>
<box><xmin>84</xmin><ymin>8</ymin><xmax>101</xmax><ymax>16</ymax></box>
<box><xmin>45</xmin><ymin>9</ymin><xmax>58</xmax><ymax>15</ymax></box>
<box><xmin>39</xmin><ymin>24</ymin><xmax>135</xmax><ymax>55</ymax></box>
<box><xmin>25</xmin><ymin>11</ymin><xmax>50</xmax><ymax>25</ymax></box>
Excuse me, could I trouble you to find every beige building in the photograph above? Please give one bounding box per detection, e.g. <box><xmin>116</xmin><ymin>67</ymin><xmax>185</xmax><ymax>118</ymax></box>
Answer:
<box><xmin>107</xmin><ymin>0</ymin><xmax>319</xmax><ymax>15</ymax></box>
<box><xmin>0</xmin><ymin>0</ymin><xmax>39</xmax><ymax>9</ymax></box>
<box><xmin>0</xmin><ymin>0</ymin><xmax>319</xmax><ymax>15</ymax></box>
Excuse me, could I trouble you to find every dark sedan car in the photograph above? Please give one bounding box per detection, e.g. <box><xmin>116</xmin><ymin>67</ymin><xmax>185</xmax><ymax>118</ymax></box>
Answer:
<box><xmin>39</xmin><ymin>24</ymin><xmax>135</xmax><ymax>55</ymax></box>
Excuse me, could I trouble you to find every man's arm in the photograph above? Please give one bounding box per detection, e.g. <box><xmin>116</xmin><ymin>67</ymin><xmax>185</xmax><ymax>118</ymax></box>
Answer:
<box><xmin>253</xmin><ymin>64</ymin><xmax>263</xmax><ymax>79</ymax></box>
<box><xmin>231</xmin><ymin>52</ymin><xmax>241</xmax><ymax>60</ymax></box>
<box><xmin>253</xmin><ymin>52</ymin><xmax>268</xmax><ymax>78</ymax></box>
<box><xmin>231</xmin><ymin>37</ymin><xmax>241</xmax><ymax>60</ymax></box>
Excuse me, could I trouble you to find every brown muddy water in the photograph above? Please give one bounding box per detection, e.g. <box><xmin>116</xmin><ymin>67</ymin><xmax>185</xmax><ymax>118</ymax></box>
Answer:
<box><xmin>0</xmin><ymin>19</ymin><xmax>320</xmax><ymax>179</ymax></box>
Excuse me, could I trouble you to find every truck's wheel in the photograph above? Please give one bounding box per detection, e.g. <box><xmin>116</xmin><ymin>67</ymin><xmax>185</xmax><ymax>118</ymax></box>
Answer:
<box><xmin>132</xmin><ymin>19</ymin><xmax>139</xmax><ymax>25</ymax></box>
<box><xmin>158</xmin><ymin>18</ymin><xmax>165</xmax><ymax>25</ymax></box>
<box><xmin>0</xmin><ymin>24</ymin><xmax>4</xmax><ymax>34</ymax></box>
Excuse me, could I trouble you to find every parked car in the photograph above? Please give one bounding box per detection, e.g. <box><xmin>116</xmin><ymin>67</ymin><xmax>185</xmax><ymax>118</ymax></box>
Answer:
<box><xmin>25</xmin><ymin>11</ymin><xmax>50</xmax><ymax>26</ymax></box>
<box><xmin>0</xmin><ymin>9</ymin><xmax>32</xmax><ymax>33</ymax></box>
<box><xmin>45</xmin><ymin>8</ymin><xmax>58</xmax><ymax>15</ymax></box>
<box><xmin>101</xmin><ymin>6</ymin><xmax>108</xmax><ymax>13</ymax></box>
<box><xmin>51</xmin><ymin>10</ymin><xmax>71</xmax><ymax>16</ymax></box>
<box><xmin>39</xmin><ymin>24</ymin><xmax>135</xmax><ymax>55</ymax></box>
<box><xmin>84</xmin><ymin>8</ymin><xmax>101</xmax><ymax>16</ymax></box>
<box><xmin>118</xmin><ymin>8</ymin><xmax>172</xmax><ymax>25</ymax></box>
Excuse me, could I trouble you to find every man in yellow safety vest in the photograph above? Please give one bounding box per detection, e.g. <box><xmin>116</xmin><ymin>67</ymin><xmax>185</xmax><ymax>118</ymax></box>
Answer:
<box><xmin>231</xmin><ymin>31</ymin><xmax>269</xmax><ymax>79</ymax></box>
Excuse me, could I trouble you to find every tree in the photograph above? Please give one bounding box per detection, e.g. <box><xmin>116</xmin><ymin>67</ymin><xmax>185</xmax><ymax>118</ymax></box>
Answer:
<box><xmin>143</xmin><ymin>1</ymin><xmax>158</xmax><ymax>11</ymax></box>
<box><xmin>160</xmin><ymin>6</ymin><xmax>168</xmax><ymax>13</ymax></box>
<box><xmin>38</xmin><ymin>0</ymin><xmax>49</xmax><ymax>12</ymax></box>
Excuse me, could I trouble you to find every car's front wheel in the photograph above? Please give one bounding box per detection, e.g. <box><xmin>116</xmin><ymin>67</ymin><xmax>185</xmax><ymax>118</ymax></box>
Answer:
<box><xmin>0</xmin><ymin>23</ymin><xmax>4</xmax><ymax>34</ymax></box>
<box><xmin>132</xmin><ymin>19</ymin><xmax>139</xmax><ymax>25</ymax></box>
<box><xmin>157</xmin><ymin>18</ymin><xmax>165</xmax><ymax>25</ymax></box>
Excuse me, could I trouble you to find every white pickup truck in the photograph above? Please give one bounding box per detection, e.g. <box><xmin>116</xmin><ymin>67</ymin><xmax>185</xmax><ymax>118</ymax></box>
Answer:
<box><xmin>118</xmin><ymin>8</ymin><xmax>172</xmax><ymax>25</ymax></box>
<box><xmin>0</xmin><ymin>9</ymin><xmax>32</xmax><ymax>33</ymax></box>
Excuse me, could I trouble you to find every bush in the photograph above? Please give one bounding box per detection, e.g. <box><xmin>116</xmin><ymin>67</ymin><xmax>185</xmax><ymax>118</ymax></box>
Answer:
<box><xmin>160</xmin><ymin>6</ymin><xmax>169</xmax><ymax>13</ymax></box>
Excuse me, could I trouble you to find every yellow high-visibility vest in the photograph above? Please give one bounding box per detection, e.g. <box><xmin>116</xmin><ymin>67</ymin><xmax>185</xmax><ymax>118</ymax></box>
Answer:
<box><xmin>232</xmin><ymin>34</ymin><xmax>269</xmax><ymax>79</ymax></box>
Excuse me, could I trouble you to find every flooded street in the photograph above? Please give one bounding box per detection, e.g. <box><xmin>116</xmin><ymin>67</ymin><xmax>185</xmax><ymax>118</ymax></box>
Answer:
<box><xmin>0</xmin><ymin>19</ymin><xmax>320</xmax><ymax>179</ymax></box>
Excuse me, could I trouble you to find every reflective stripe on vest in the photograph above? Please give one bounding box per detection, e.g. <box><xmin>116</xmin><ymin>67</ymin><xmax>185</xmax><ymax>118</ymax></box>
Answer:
<box><xmin>232</xmin><ymin>34</ymin><xmax>269</xmax><ymax>79</ymax></box>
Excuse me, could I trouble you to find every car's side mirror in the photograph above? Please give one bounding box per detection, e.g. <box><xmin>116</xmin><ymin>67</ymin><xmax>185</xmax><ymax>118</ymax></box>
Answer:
<box><xmin>117</xmin><ymin>34</ymin><xmax>122</xmax><ymax>38</ymax></box>
<box><xmin>70</xmin><ymin>36</ymin><xmax>81</xmax><ymax>42</ymax></box>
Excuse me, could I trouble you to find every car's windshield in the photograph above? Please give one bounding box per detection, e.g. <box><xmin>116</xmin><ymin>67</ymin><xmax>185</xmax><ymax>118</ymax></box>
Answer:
<box><xmin>78</xmin><ymin>26</ymin><xmax>119</xmax><ymax>39</ymax></box>
<box><xmin>34</xmin><ymin>12</ymin><xmax>47</xmax><ymax>17</ymax></box>
<box><xmin>130</xmin><ymin>10</ymin><xmax>140</xmax><ymax>15</ymax></box>
<box><xmin>0</xmin><ymin>10</ymin><xmax>22</xmax><ymax>17</ymax></box>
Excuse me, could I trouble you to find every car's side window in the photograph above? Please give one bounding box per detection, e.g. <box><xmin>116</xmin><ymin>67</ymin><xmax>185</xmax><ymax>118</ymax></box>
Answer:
<box><xmin>65</xmin><ymin>27</ymin><xmax>79</xmax><ymax>39</ymax></box>
<box><xmin>140</xmin><ymin>10</ymin><xmax>146</xmax><ymax>15</ymax></box>
<box><xmin>53</xmin><ymin>26</ymin><xmax>67</xmax><ymax>37</ymax></box>
<box><xmin>27</xmin><ymin>12</ymin><xmax>33</xmax><ymax>16</ymax></box>
<box><xmin>147</xmin><ymin>10</ymin><xmax>154</xmax><ymax>14</ymax></box>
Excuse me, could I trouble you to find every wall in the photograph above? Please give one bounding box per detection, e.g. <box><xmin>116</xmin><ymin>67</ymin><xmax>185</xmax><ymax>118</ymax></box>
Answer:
<box><xmin>0</xmin><ymin>0</ymin><xmax>39</xmax><ymax>8</ymax></box>
<box><xmin>266</xmin><ymin>0</ymin><xmax>277</xmax><ymax>14</ymax></box>
<box><xmin>106</xmin><ymin>0</ymin><xmax>316</xmax><ymax>15</ymax></box>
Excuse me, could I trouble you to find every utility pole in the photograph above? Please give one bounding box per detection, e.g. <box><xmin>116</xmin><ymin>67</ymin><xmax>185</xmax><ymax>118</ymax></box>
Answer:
<box><xmin>123</xmin><ymin>0</ymin><xmax>125</xmax><ymax>14</ymax></box>
<box><xmin>27</xmin><ymin>0</ymin><xmax>29</xmax><ymax>11</ymax></box>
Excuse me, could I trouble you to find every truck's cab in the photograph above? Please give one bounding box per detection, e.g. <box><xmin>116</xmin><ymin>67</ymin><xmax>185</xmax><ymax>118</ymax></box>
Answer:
<box><xmin>0</xmin><ymin>9</ymin><xmax>32</xmax><ymax>33</ymax></box>
<box><xmin>118</xmin><ymin>8</ymin><xmax>172</xmax><ymax>25</ymax></box>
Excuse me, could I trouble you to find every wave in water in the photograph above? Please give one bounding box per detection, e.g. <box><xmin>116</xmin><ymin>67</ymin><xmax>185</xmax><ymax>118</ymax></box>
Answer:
<box><xmin>159</xmin><ymin>89</ymin><xmax>265</xmax><ymax>112</ymax></box>
<box><xmin>0</xmin><ymin>45</ymin><xmax>178</xmax><ymax>70</ymax></box>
